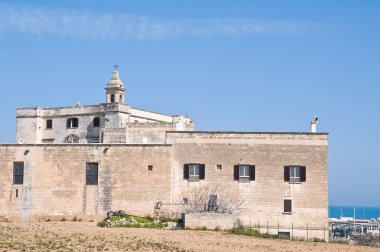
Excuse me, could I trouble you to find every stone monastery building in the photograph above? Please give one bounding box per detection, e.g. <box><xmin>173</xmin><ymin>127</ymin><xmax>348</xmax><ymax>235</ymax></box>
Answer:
<box><xmin>0</xmin><ymin>68</ymin><xmax>328</xmax><ymax>240</ymax></box>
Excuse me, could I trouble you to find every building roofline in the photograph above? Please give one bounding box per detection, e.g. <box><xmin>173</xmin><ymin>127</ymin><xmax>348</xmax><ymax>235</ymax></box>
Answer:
<box><xmin>16</xmin><ymin>105</ymin><xmax>100</xmax><ymax>111</ymax></box>
<box><xmin>166</xmin><ymin>131</ymin><xmax>329</xmax><ymax>135</ymax></box>
<box><xmin>0</xmin><ymin>143</ymin><xmax>172</xmax><ymax>147</ymax></box>
<box><xmin>130</xmin><ymin>106</ymin><xmax>190</xmax><ymax>119</ymax></box>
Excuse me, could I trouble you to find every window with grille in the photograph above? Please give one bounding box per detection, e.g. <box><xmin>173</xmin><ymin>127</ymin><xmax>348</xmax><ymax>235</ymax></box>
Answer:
<box><xmin>13</xmin><ymin>162</ymin><xmax>24</xmax><ymax>185</ymax></box>
<box><xmin>86</xmin><ymin>163</ymin><xmax>98</xmax><ymax>185</ymax></box>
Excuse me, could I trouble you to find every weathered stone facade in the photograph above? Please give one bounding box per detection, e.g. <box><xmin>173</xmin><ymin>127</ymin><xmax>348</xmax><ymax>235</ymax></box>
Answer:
<box><xmin>16</xmin><ymin>68</ymin><xmax>193</xmax><ymax>145</ymax></box>
<box><xmin>0</xmin><ymin>68</ymin><xmax>328</xmax><ymax>241</ymax></box>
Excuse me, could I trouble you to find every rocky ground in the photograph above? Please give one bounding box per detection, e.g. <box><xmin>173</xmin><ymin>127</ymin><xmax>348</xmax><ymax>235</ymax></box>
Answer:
<box><xmin>0</xmin><ymin>221</ymin><xmax>378</xmax><ymax>252</ymax></box>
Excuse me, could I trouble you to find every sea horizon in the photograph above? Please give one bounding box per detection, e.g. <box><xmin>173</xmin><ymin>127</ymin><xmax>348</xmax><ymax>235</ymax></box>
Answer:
<box><xmin>329</xmin><ymin>205</ymin><xmax>380</xmax><ymax>219</ymax></box>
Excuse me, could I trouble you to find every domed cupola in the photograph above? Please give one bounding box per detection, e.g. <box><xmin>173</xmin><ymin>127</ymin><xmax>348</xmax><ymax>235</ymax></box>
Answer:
<box><xmin>105</xmin><ymin>65</ymin><xmax>126</xmax><ymax>103</ymax></box>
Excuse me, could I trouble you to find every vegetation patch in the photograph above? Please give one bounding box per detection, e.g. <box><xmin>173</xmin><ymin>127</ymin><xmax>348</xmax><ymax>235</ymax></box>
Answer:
<box><xmin>229</xmin><ymin>227</ymin><xmax>279</xmax><ymax>239</ymax></box>
<box><xmin>98</xmin><ymin>213</ymin><xmax>177</xmax><ymax>230</ymax></box>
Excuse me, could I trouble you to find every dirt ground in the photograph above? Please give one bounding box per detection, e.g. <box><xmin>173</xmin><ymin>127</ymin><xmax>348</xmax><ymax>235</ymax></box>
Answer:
<box><xmin>0</xmin><ymin>222</ymin><xmax>378</xmax><ymax>252</ymax></box>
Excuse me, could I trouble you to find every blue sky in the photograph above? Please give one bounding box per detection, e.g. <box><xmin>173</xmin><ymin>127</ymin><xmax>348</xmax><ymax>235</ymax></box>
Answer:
<box><xmin>0</xmin><ymin>0</ymin><xmax>379</xmax><ymax>207</ymax></box>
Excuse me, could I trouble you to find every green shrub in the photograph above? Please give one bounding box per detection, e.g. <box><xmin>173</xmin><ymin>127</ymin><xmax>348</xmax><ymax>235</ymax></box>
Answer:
<box><xmin>97</xmin><ymin>221</ymin><xmax>107</xmax><ymax>227</ymax></box>
<box><xmin>135</xmin><ymin>217</ymin><xmax>150</xmax><ymax>223</ymax></box>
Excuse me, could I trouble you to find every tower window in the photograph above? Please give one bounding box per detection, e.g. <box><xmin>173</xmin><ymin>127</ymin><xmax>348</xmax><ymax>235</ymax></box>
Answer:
<box><xmin>86</xmin><ymin>163</ymin><xmax>98</xmax><ymax>185</ymax></box>
<box><xmin>67</xmin><ymin>118</ymin><xmax>79</xmax><ymax>128</ymax></box>
<box><xmin>13</xmin><ymin>162</ymin><xmax>24</xmax><ymax>185</ymax></box>
<box><xmin>93</xmin><ymin>117</ymin><xmax>100</xmax><ymax>127</ymax></box>
<box><xmin>46</xmin><ymin>119</ymin><xmax>53</xmax><ymax>129</ymax></box>
<box><xmin>110</xmin><ymin>94</ymin><xmax>115</xmax><ymax>103</ymax></box>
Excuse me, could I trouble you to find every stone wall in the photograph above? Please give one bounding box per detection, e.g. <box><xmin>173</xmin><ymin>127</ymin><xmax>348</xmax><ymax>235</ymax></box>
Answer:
<box><xmin>183</xmin><ymin>213</ymin><xmax>239</xmax><ymax>230</ymax></box>
<box><xmin>0</xmin><ymin>144</ymin><xmax>173</xmax><ymax>221</ymax></box>
<box><xmin>0</xmin><ymin>131</ymin><xmax>328</xmax><ymax>240</ymax></box>
<box><xmin>167</xmin><ymin>132</ymin><xmax>328</xmax><ymax>239</ymax></box>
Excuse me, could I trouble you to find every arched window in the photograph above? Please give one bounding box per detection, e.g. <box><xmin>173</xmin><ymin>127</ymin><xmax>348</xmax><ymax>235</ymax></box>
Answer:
<box><xmin>110</xmin><ymin>94</ymin><xmax>115</xmax><ymax>103</ymax></box>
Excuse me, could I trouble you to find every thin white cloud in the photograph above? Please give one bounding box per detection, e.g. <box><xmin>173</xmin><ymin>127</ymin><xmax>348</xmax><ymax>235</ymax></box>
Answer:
<box><xmin>0</xmin><ymin>4</ymin><xmax>322</xmax><ymax>40</ymax></box>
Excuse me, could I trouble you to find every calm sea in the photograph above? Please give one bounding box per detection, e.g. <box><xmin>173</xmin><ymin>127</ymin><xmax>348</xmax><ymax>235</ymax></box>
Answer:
<box><xmin>329</xmin><ymin>205</ymin><xmax>380</xmax><ymax>220</ymax></box>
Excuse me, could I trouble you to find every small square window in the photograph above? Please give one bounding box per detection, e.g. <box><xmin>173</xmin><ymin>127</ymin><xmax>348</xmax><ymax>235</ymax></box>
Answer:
<box><xmin>93</xmin><ymin>117</ymin><xmax>100</xmax><ymax>127</ymax></box>
<box><xmin>46</xmin><ymin>119</ymin><xmax>53</xmax><ymax>129</ymax></box>
<box><xmin>148</xmin><ymin>165</ymin><xmax>153</xmax><ymax>171</ymax></box>
<box><xmin>183</xmin><ymin>197</ymin><xmax>189</xmax><ymax>205</ymax></box>
<box><xmin>216</xmin><ymin>164</ymin><xmax>222</xmax><ymax>170</ymax></box>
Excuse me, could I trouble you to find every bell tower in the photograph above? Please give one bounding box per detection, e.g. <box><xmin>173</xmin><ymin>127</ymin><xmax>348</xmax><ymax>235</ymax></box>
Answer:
<box><xmin>105</xmin><ymin>65</ymin><xmax>126</xmax><ymax>104</ymax></box>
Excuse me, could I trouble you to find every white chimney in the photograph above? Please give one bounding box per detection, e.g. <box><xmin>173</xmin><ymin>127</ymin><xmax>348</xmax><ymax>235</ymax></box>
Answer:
<box><xmin>310</xmin><ymin>116</ymin><xmax>318</xmax><ymax>133</ymax></box>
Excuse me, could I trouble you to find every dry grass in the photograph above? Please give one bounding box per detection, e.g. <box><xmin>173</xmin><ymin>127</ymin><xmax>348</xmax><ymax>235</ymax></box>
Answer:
<box><xmin>0</xmin><ymin>222</ymin><xmax>378</xmax><ymax>252</ymax></box>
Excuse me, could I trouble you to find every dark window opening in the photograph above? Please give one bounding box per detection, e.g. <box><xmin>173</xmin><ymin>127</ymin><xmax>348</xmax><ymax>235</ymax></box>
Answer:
<box><xmin>15</xmin><ymin>189</ymin><xmax>18</xmax><ymax>197</ymax></box>
<box><xmin>216</xmin><ymin>164</ymin><xmax>222</xmax><ymax>170</ymax></box>
<box><xmin>183</xmin><ymin>163</ymin><xmax>205</xmax><ymax>180</ymax></box>
<box><xmin>183</xmin><ymin>197</ymin><xmax>189</xmax><ymax>205</ymax></box>
<box><xmin>148</xmin><ymin>165</ymin><xmax>153</xmax><ymax>171</ymax></box>
<box><xmin>86</xmin><ymin>163</ymin><xmax>98</xmax><ymax>185</ymax></box>
<box><xmin>46</xmin><ymin>119</ymin><xmax>53</xmax><ymax>129</ymax></box>
<box><xmin>93</xmin><ymin>117</ymin><xmax>100</xmax><ymax>127</ymax></box>
<box><xmin>278</xmin><ymin>232</ymin><xmax>291</xmax><ymax>239</ymax></box>
<box><xmin>120</xmin><ymin>95</ymin><xmax>123</xmax><ymax>102</ymax></box>
<box><xmin>234</xmin><ymin>164</ymin><xmax>255</xmax><ymax>181</ymax></box>
<box><xmin>284</xmin><ymin>166</ymin><xmax>306</xmax><ymax>183</ymax></box>
<box><xmin>284</xmin><ymin>199</ymin><xmax>292</xmax><ymax>213</ymax></box>
<box><xmin>110</xmin><ymin>94</ymin><xmax>115</xmax><ymax>103</ymax></box>
<box><xmin>207</xmin><ymin>194</ymin><xmax>218</xmax><ymax>212</ymax></box>
<box><xmin>67</xmin><ymin>118</ymin><xmax>79</xmax><ymax>128</ymax></box>
<box><xmin>13</xmin><ymin>162</ymin><xmax>24</xmax><ymax>185</ymax></box>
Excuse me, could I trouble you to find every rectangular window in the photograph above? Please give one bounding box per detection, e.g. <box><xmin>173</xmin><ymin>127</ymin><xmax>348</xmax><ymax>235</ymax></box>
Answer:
<box><xmin>67</xmin><ymin>118</ymin><xmax>79</xmax><ymax>128</ymax></box>
<box><xmin>189</xmin><ymin>164</ymin><xmax>200</xmax><ymax>180</ymax></box>
<box><xmin>284</xmin><ymin>166</ymin><xmax>306</xmax><ymax>183</ymax></box>
<box><xmin>183</xmin><ymin>163</ymin><xmax>205</xmax><ymax>180</ymax></box>
<box><xmin>234</xmin><ymin>164</ymin><xmax>255</xmax><ymax>181</ymax></box>
<box><xmin>46</xmin><ymin>119</ymin><xmax>53</xmax><ymax>129</ymax></box>
<box><xmin>93</xmin><ymin>117</ymin><xmax>100</xmax><ymax>127</ymax></box>
<box><xmin>290</xmin><ymin>166</ymin><xmax>300</xmax><ymax>182</ymax></box>
<box><xmin>86</xmin><ymin>163</ymin><xmax>98</xmax><ymax>185</ymax></box>
<box><xmin>284</xmin><ymin>199</ymin><xmax>292</xmax><ymax>213</ymax></box>
<box><xmin>148</xmin><ymin>165</ymin><xmax>153</xmax><ymax>171</ymax></box>
<box><xmin>216</xmin><ymin>164</ymin><xmax>223</xmax><ymax>170</ymax></box>
<box><xmin>13</xmin><ymin>162</ymin><xmax>24</xmax><ymax>185</ymax></box>
<box><xmin>239</xmin><ymin>165</ymin><xmax>250</xmax><ymax>178</ymax></box>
